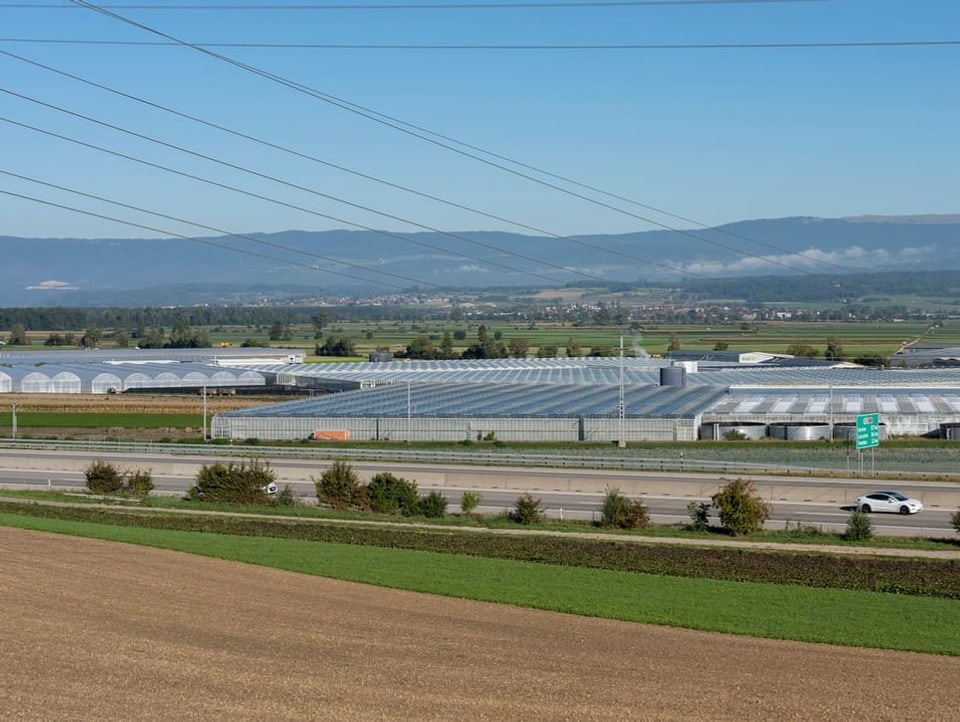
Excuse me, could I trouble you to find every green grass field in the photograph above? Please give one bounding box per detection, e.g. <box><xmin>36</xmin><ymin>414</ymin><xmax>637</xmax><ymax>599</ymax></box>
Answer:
<box><xmin>4</xmin><ymin>511</ymin><xmax>959</xmax><ymax>655</ymax></box>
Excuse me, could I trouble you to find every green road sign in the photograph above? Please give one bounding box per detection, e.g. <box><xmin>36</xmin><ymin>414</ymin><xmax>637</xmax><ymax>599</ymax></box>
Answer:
<box><xmin>856</xmin><ymin>413</ymin><xmax>881</xmax><ymax>450</ymax></box>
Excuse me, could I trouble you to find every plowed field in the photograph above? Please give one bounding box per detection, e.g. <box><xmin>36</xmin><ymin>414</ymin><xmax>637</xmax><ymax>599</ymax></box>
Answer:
<box><xmin>2</xmin><ymin>526</ymin><xmax>957</xmax><ymax>721</ymax></box>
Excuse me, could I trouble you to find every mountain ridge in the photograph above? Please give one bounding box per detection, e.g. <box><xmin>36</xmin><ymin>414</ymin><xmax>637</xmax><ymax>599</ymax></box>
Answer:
<box><xmin>3</xmin><ymin>215</ymin><xmax>958</xmax><ymax>306</ymax></box>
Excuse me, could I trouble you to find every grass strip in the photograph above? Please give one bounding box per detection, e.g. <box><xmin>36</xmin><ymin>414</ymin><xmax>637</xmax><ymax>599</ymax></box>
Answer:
<box><xmin>3</xmin><ymin>501</ymin><xmax>958</xmax><ymax>599</ymax></box>
<box><xmin>3</xmin><ymin>511</ymin><xmax>959</xmax><ymax>655</ymax></box>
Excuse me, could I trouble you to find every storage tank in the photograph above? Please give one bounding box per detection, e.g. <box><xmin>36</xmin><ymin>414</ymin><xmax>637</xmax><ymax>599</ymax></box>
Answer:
<box><xmin>699</xmin><ymin>422</ymin><xmax>768</xmax><ymax>441</ymax></box>
<box><xmin>833</xmin><ymin>423</ymin><xmax>888</xmax><ymax>442</ymax></box>
<box><xmin>768</xmin><ymin>423</ymin><xmax>832</xmax><ymax>441</ymax></box>
<box><xmin>660</xmin><ymin>366</ymin><xmax>686</xmax><ymax>387</ymax></box>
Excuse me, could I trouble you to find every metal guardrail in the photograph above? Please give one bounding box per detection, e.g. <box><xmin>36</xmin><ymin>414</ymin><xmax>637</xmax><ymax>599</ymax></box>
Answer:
<box><xmin>0</xmin><ymin>438</ymin><xmax>821</xmax><ymax>476</ymax></box>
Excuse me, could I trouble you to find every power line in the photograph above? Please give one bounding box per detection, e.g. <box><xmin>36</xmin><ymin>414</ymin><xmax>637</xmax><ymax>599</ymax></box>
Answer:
<box><xmin>0</xmin><ymin>169</ymin><xmax>437</xmax><ymax>289</ymax></box>
<box><xmin>0</xmin><ymin>186</ymin><xmax>417</xmax><ymax>289</ymax></box>
<box><xmin>1</xmin><ymin>112</ymin><xmax>600</xmax><ymax>285</ymax></box>
<box><xmin>5</xmin><ymin>38</ymin><xmax>957</xmax><ymax>50</ymax></box>
<box><xmin>1</xmin><ymin>49</ymin><xmax>709</xmax><ymax>280</ymax></box>
<box><xmin>64</xmin><ymin>0</ymin><xmax>845</xmax><ymax>275</ymax></box>
<box><xmin>0</xmin><ymin>1</ymin><xmax>833</xmax><ymax>11</ymax></box>
<box><xmin>2</xmin><ymin>89</ymin><xmax>590</xmax><ymax>284</ymax></box>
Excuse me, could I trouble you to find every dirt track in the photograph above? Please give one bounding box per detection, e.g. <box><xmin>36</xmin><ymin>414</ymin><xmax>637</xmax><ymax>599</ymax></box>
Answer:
<box><xmin>2</xmin><ymin>526</ymin><xmax>958</xmax><ymax>721</ymax></box>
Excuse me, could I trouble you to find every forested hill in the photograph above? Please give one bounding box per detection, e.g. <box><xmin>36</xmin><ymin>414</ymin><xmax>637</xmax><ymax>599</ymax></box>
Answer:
<box><xmin>2</xmin><ymin>214</ymin><xmax>958</xmax><ymax>306</ymax></box>
<box><xmin>679</xmin><ymin>270</ymin><xmax>960</xmax><ymax>303</ymax></box>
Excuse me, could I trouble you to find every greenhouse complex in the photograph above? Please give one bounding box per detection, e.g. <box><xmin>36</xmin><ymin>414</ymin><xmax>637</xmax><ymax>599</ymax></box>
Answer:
<box><xmin>4</xmin><ymin>347</ymin><xmax>960</xmax><ymax>443</ymax></box>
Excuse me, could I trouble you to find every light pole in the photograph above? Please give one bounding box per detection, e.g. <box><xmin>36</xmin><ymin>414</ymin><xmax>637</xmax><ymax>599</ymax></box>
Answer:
<box><xmin>618</xmin><ymin>336</ymin><xmax>626</xmax><ymax>448</ymax></box>
<box><xmin>11</xmin><ymin>403</ymin><xmax>16</xmax><ymax>439</ymax></box>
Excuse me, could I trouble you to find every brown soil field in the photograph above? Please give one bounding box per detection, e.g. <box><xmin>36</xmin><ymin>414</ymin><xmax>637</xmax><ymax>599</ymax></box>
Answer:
<box><xmin>3</xmin><ymin>392</ymin><xmax>281</xmax><ymax>415</ymax></box>
<box><xmin>2</xmin><ymin>526</ymin><xmax>958</xmax><ymax>721</ymax></box>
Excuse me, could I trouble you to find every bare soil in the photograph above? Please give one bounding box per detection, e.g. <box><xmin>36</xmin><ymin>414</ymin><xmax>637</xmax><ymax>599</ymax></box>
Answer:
<box><xmin>2</xmin><ymin>527</ymin><xmax>958</xmax><ymax>721</ymax></box>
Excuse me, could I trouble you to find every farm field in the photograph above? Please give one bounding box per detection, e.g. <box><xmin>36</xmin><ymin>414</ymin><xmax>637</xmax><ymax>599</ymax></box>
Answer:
<box><xmin>9</xmin><ymin>317</ymin><xmax>960</xmax><ymax>359</ymax></box>
<box><xmin>3</xmin><ymin>523</ymin><xmax>959</xmax><ymax>720</ymax></box>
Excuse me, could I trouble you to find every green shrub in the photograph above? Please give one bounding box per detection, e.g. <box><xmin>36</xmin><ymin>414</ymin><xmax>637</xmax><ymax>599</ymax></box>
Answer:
<box><xmin>84</xmin><ymin>459</ymin><xmax>126</xmax><ymax>494</ymax></box>
<box><xmin>686</xmin><ymin>500</ymin><xmax>710</xmax><ymax>531</ymax></box>
<box><xmin>418</xmin><ymin>490</ymin><xmax>448</xmax><ymax>518</ymax></box>
<box><xmin>711</xmin><ymin>478</ymin><xmax>770</xmax><ymax>536</ymax></box>
<box><xmin>366</xmin><ymin>472</ymin><xmax>419</xmax><ymax>515</ymax></box>
<box><xmin>459</xmin><ymin>490</ymin><xmax>484</xmax><ymax>516</ymax></box>
<box><xmin>510</xmin><ymin>493</ymin><xmax>545</xmax><ymax>525</ymax></box>
<box><xmin>187</xmin><ymin>459</ymin><xmax>276</xmax><ymax>505</ymax></box>
<box><xmin>126</xmin><ymin>469</ymin><xmax>154</xmax><ymax>497</ymax></box>
<box><xmin>600</xmin><ymin>487</ymin><xmax>649</xmax><ymax>529</ymax></box>
<box><xmin>272</xmin><ymin>484</ymin><xmax>297</xmax><ymax>507</ymax></box>
<box><xmin>84</xmin><ymin>460</ymin><xmax>152</xmax><ymax>497</ymax></box>
<box><xmin>844</xmin><ymin>509</ymin><xmax>874</xmax><ymax>541</ymax></box>
<box><xmin>314</xmin><ymin>460</ymin><xmax>365</xmax><ymax>510</ymax></box>
<box><xmin>951</xmin><ymin>508</ymin><xmax>960</xmax><ymax>535</ymax></box>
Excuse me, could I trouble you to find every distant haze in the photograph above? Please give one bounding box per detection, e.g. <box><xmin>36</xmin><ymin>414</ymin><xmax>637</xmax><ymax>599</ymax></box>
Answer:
<box><xmin>3</xmin><ymin>215</ymin><xmax>958</xmax><ymax>307</ymax></box>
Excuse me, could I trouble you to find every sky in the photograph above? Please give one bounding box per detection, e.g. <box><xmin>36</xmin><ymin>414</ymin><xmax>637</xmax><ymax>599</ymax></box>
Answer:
<box><xmin>1</xmin><ymin>0</ymin><xmax>958</xmax><ymax>243</ymax></box>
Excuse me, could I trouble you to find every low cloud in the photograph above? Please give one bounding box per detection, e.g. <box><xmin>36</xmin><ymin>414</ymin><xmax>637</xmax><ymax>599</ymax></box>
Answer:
<box><xmin>26</xmin><ymin>280</ymin><xmax>79</xmax><ymax>291</ymax></box>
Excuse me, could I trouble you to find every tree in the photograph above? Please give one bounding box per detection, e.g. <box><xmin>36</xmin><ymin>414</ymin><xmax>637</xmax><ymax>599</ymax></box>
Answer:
<box><xmin>312</xmin><ymin>311</ymin><xmax>332</xmax><ymax>339</ymax></box>
<box><xmin>84</xmin><ymin>460</ymin><xmax>153</xmax><ymax>497</ymax></box>
<box><xmin>187</xmin><ymin>460</ymin><xmax>276</xmax><ymax>505</ymax></box>
<box><xmin>80</xmin><ymin>323</ymin><xmax>103</xmax><ymax>348</ymax></box>
<box><xmin>565</xmin><ymin>337</ymin><xmax>581</xmax><ymax>358</ymax></box>
<box><xmin>316</xmin><ymin>337</ymin><xmax>356</xmax><ymax>357</ymax></box>
<box><xmin>459</xmin><ymin>490</ymin><xmax>484</xmax><ymax>517</ymax></box>
<box><xmin>8</xmin><ymin>323</ymin><xmax>29</xmax><ymax>346</ymax></box>
<box><xmin>599</xmin><ymin>487</ymin><xmax>649</xmax><ymax>529</ymax></box>
<box><xmin>439</xmin><ymin>331</ymin><xmax>455</xmax><ymax>359</ymax></box>
<box><xmin>713</xmin><ymin>342</ymin><xmax>729</xmax><ymax>351</ymax></box>
<box><xmin>667</xmin><ymin>332</ymin><xmax>682</xmax><ymax>352</ymax></box>
<box><xmin>314</xmin><ymin>460</ymin><xmax>364</xmax><ymax>510</ymax></box>
<box><xmin>366</xmin><ymin>472</ymin><xmax>419</xmax><ymax>515</ymax></box>
<box><xmin>405</xmin><ymin>335</ymin><xmax>438</xmax><ymax>360</ymax></box>
<box><xmin>508</xmin><ymin>337</ymin><xmax>529</xmax><ymax>359</ymax></box>
<box><xmin>785</xmin><ymin>343</ymin><xmax>819</xmax><ymax>359</ymax></box>
<box><xmin>417</xmin><ymin>490</ymin><xmax>448</xmax><ymax>518</ymax></box>
<box><xmin>825</xmin><ymin>336</ymin><xmax>844</xmax><ymax>361</ymax></box>
<box><xmin>711</xmin><ymin>479</ymin><xmax>770</xmax><ymax>536</ymax></box>
<box><xmin>510</xmin><ymin>493</ymin><xmax>545</xmax><ymax>525</ymax></box>
<box><xmin>845</xmin><ymin>509</ymin><xmax>874</xmax><ymax>541</ymax></box>
<box><xmin>536</xmin><ymin>345</ymin><xmax>558</xmax><ymax>358</ymax></box>
<box><xmin>268</xmin><ymin>320</ymin><xmax>290</xmax><ymax>342</ymax></box>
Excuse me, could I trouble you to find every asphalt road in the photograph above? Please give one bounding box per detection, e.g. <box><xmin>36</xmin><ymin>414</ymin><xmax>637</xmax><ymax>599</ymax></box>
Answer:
<box><xmin>0</xmin><ymin>458</ymin><xmax>956</xmax><ymax>537</ymax></box>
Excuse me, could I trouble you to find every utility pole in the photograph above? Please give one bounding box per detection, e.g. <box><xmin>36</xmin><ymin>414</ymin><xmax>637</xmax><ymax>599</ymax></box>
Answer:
<box><xmin>201</xmin><ymin>386</ymin><xmax>207</xmax><ymax>441</ymax></box>
<box><xmin>11</xmin><ymin>403</ymin><xmax>16</xmax><ymax>439</ymax></box>
<box><xmin>618</xmin><ymin>336</ymin><xmax>626</xmax><ymax>448</ymax></box>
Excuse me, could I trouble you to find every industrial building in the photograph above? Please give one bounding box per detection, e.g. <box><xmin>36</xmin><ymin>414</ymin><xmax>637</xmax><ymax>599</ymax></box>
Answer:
<box><xmin>210</xmin><ymin>356</ymin><xmax>960</xmax><ymax>443</ymax></box>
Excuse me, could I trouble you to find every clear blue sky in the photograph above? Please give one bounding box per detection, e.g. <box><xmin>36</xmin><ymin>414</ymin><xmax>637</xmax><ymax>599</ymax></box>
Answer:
<box><xmin>1</xmin><ymin>0</ymin><xmax>958</xmax><ymax>240</ymax></box>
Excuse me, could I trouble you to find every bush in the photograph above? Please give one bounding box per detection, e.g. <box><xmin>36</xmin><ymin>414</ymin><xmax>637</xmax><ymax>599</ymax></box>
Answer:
<box><xmin>600</xmin><ymin>487</ymin><xmax>649</xmax><ymax>529</ymax></box>
<box><xmin>187</xmin><ymin>459</ymin><xmax>276</xmax><ymax>505</ymax></box>
<box><xmin>686</xmin><ymin>500</ymin><xmax>710</xmax><ymax>532</ymax></box>
<box><xmin>366</xmin><ymin>472</ymin><xmax>419</xmax><ymax>515</ymax></box>
<box><xmin>845</xmin><ymin>509</ymin><xmax>875</xmax><ymax>541</ymax></box>
<box><xmin>84</xmin><ymin>460</ymin><xmax>153</xmax><ymax>497</ymax></box>
<box><xmin>273</xmin><ymin>484</ymin><xmax>297</xmax><ymax>507</ymax></box>
<box><xmin>951</xmin><ymin>508</ymin><xmax>960</xmax><ymax>535</ymax></box>
<box><xmin>314</xmin><ymin>460</ymin><xmax>365</xmax><ymax>510</ymax></box>
<box><xmin>84</xmin><ymin>459</ymin><xmax>126</xmax><ymax>494</ymax></box>
<box><xmin>711</xmin><ymin>478</ymin><xmax>770</xmax><ymax>536</ymax></box>
<box><xmin>418</xmin><ymin>490</ymin><xmax>448</xmax><ymax>518</ymax></box>
<box><xmin>459</xmin><ymin>490</ymin><xmax>484</xmax><ymax>516</ymax></box>
<box><xmin>510</xmin><ymin>493</ymin><xmax>545</xmax><ymax>525</ymax></box>
<box><xmin>126</xmin><ymin>470</ymin><xmax>155</xmax><ymax>497</ymax></box>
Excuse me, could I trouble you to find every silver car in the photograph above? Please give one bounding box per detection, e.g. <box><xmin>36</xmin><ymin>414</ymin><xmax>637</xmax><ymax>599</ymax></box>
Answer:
<box><xmin>855</xmin><ymin>491</ymin><xmax>923</xmax><ymax>515</ymax></box>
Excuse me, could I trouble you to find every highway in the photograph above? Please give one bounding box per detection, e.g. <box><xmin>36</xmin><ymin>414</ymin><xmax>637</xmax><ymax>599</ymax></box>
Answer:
<box><xmin>1</xmin><ymin>450</ymin><xmax>957</xmax><ymax>537</ymax></box>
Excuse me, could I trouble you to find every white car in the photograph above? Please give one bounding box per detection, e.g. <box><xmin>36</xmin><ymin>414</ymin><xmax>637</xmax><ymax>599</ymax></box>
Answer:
<box><xmin>855</xmin><ymin>491</ymin><xmax>923</xmax><ymax>515</ymax></box>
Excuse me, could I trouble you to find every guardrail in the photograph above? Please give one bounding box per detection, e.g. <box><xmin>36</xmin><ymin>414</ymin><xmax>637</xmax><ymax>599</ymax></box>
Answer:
<box><xmin>0</xmin><ymin>438</ymin><xmax>827</xmax><ymax>476</ymax></box>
